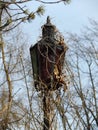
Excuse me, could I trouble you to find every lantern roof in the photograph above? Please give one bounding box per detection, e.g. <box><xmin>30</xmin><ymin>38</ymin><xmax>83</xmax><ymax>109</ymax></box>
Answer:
<box><xmin>42</xmin><ymin>16</ymin><xmax>56</xmax><ymax>39</ymax></box>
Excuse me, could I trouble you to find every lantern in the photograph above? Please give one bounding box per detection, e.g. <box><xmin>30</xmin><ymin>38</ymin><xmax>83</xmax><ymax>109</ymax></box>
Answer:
<box><xmin>30</xmin><ymin>16</ymin><xmax>68</xmax><ymax>91</ymax></box>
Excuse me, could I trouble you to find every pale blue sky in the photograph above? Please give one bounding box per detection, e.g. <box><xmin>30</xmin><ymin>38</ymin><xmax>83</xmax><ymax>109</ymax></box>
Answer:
<box><xmin>22</xmin><ymin>0</ymin><xmax>98</xmax><ymax>44</ymax></box>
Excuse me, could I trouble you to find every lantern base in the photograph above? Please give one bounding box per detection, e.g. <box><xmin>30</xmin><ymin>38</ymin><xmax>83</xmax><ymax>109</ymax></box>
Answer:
<box><xmin>34</xmin><ymin>80</ymin><xmax>66</xmax><ymax>92</ymax></box>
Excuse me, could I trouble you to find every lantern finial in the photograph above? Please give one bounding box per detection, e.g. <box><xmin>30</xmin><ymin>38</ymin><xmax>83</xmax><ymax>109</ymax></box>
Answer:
<box><xmin>47</xmin><ymin>16</ymin><xmax>51</xmax><ymax>24</ymax></box>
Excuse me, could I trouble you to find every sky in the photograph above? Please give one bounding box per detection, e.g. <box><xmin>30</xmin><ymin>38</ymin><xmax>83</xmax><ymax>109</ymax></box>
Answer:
<box><xmin>22</xmin><ymin>0</ymin><xmax>98</xmax><ymax>45</ymax></box>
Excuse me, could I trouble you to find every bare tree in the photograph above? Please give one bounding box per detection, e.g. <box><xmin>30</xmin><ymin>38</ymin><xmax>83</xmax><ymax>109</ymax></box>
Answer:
<box><xmin>64</xmin><ymin>19</ymin><xmax>98</xmax><ymax>130</ymax></box>
<box><xmin>0</xmin><ymin>0</ymin><xmax>45</xmax><ymax>32</ymax></box>
<box><xmin>1</xmin><ymin>1</ymin><xmax>98</xmax><ymax>130</ymax></box>
<box><xmin>0</xmin><ymin>1</ymin><xmax>71</xmax><ymax>129</ymax></box>
<box><xmin>35</xmin><ymin>0</ymin><xmax>70</xmax><ymax>4</ymax></box>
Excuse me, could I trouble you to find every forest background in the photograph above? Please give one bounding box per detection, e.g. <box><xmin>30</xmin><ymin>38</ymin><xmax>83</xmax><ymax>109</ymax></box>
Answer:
<box><xmin>0</xmin><ymin>0</ymin><xmax>98</xmax><ymax>129</ymax></box>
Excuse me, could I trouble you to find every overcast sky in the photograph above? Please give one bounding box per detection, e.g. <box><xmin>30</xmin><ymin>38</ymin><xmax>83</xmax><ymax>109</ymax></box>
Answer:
<box><xmin>22</xmin><ymin>0</ymin><xmax>98</xmax><ymax>44</ymax></box>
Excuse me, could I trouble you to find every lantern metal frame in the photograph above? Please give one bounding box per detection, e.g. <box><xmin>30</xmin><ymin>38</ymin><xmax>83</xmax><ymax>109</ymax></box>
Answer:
<box><xmin>30</xmin><ymin>16</ymin><xmax>68</xmax><ymax>91</ymax></box>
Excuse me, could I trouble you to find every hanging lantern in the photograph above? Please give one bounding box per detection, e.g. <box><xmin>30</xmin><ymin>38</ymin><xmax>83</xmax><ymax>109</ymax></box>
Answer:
<box><xmin>30</xmin><ymin>16</ymin><xmax>68</xmax><ymax>91</ymax></box>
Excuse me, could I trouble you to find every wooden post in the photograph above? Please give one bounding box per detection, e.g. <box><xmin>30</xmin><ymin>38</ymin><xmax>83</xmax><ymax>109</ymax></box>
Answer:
<box><xmin>43</xmin><ymin>91</ymin><xmax>53</xmax><ymax>130</ymax></box>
